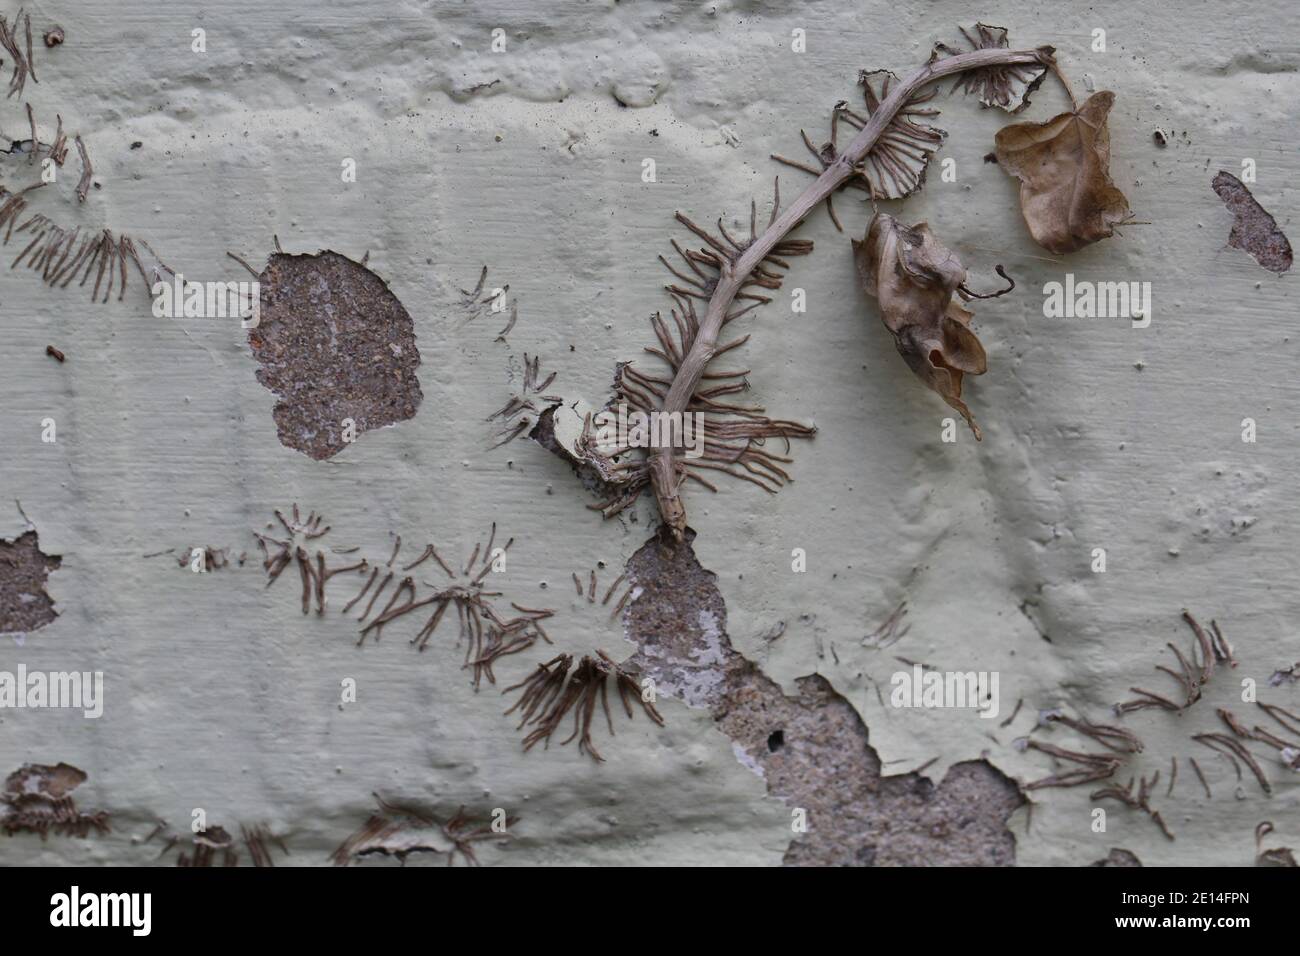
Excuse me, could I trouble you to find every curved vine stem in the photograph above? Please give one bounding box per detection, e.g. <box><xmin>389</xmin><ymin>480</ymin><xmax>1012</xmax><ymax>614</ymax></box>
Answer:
<box><xmin>1047</xmin><ymin>59</ymin><xmax>1079</xmax><ymax>110</ymax></box>
<box><xmin>650</xmin><ymin>44</ymin><xmax>1059</xmax><ymax>539</ymax></box>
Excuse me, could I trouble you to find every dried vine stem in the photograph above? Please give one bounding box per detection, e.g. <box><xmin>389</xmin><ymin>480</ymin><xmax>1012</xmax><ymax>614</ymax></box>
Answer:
<box><xmin>650</xmin><ymin>44</ymin><xmax>1056</xmax><ymax>538</ymax></box>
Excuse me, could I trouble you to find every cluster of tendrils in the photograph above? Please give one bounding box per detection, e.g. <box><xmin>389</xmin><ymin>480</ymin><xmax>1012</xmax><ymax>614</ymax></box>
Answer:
<box><xmin>487</xmin><ymin>353</ymin><xmax>560</xmax><ymax>449</ymax></box>
<box><xmin>258</xmin><ymin>513</ymin><xmax>662</xmax><ymax>762</ymax></box>
<box><xmin>502</xmin><ymin>650</ymin><xmax>664</xmax><ymax>763</ymax></box>
<box><xmin>1023</xmin><ymin>612</ymin><xmax>1293</xmax><ymax>805</ymax></box>
<box><xmin>579</xmin><ymin>181</ymin><xmax>815</xmax><ymax>522</ymax></box>
<box><xmin>1091</xmin><ymin>773</ymin><xmax>1174</xmax><ymax>840</ymax></box>
<box><xmin>355</xmin><ymin>523</ymin><xmax>553</xmax><ymax>689</ymax></box>
<box><xmin>934</xmin><ymin>23</ymin><xmax>1049</xmax><ymax>111</ymax></box>
<box><xmin>257</xmin><ymin>507</ymin><xmax>554</xmax><ymax>689</ymax></box>
<box><xmin>0</xmin><ymin>185</ymin><xmax>172</xmax><ymax>303</ymax></box>
<box><xmin>0</xmin><ymin>88</ymin><xmax>174</xmax><ymax>304</ymax></box>
<box><xmin>570</xmin><ymin>566</ymin><xmax>636</xmax><ymax>620</ymax></box>
<box><xmin>150</xmin><ymin>822</ymin><xmax>288</xmax><ymax>867</ymax></box>
<box><xmin>772</xmin><ymin>71</ymin><xmax>947</xmax><ymax>226</ymax></box>
<box><xmin>1115</xmin><ymin>611</ymin><xmax>1235</xmax><ymax>715</ymax></box>
<box><xmin>331</xmin><ymin>794</ymin><xmax>516</xmax><ymax>867</ymax></box>
<box><xmin>459</xmin><ymin>264</ymin><xmax>506</xmax><ymax>314</ymax></box>
<box><xmin>1192</xmin><ymin>730</ymin><xmax>1273</xmax><ymax>796</ymax></box>
<box><xmin>1019</xmin><ymin>710</ymin><xmax>1144</xmax><ymax>791</ymax></box>
<box><xmin>863</xmin><ymin>600</ymin><xmax>910</xmax><ymax>650</ymax></box>
<box><xmin>460</xmin><ymin>265</ymin><xmax>527</xmax><ymax>341</ymax></box>
<box><xmin>0</xmin><ymin>9</ymin><xmax>37</xmax><ymax>98</ymax></box>
<box><xmin>661</xmin><ymin>184</ymin><xmax>814</xmax><ymax>311</ymax></box>
<box><xmin>256</xmin><ymin>505</ymin><xmax>363</xmax><ymax>616</ymax></box>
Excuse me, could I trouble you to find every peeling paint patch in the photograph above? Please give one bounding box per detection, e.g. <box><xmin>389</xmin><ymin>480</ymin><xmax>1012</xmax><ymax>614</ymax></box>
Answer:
<box><xmin>623</xmin><ymin>529</ymin><xmax>734</xmax><ymax>711</ymax></box>
<box><xmin>2</xmin><ymin>762</ymin><xmax>109</xmax><ymax>838</ymax></box>
<box><xmin>530</xmin><ymin>402</ymin><xmax>629</xmax><ymax>503</ymax></box>
<box><xmin>249</xmin><ymin>251</ymin><xmax>423</xmax><ymax>459</ymax></box>
<box><xmin>623</xmin><ymin>527</ymin><xmax>1024</xmax><ymax>866</ymax></box>
<box><xmin>1212</xmin><ymin>172</ymin><xmax>1293</xmax><ymax>274</ymax></box>
<box><xmin>0</xmin><ymin>530</ymin><xmax>61</xmax><ymax>636</ymax></box>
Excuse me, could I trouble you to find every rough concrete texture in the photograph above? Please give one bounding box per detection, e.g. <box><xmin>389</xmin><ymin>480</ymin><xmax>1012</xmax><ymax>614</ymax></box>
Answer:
<box><xmin>626</xmin><ymin>527</ymin><xmax>1024</xmax><ymax>865</ymax></box>
<box><xmin>0</xmin><ymin>531</ymin><xmax>61</xmax><ymax>637</ymax></box>
<box><xmin>1211</xmin><ymin>171</ymin><xmax>1293</xmax><ymax>274</ymax></box>
<box><xmin>250</xmin><ymin>251</ymin><xmax>423</xmax><ymax>459</ymax></box>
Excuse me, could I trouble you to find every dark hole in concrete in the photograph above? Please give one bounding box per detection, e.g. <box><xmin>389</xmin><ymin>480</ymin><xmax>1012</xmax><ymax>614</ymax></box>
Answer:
<box><xmin>248</xmin><ymin>250</ymin><xmax>423</xmax><ymax>460</ymax></box>
<box><xmin>0</xmin><ymin>530</ymin><xmax>61</xmax><ymax>635</ymax></box>
<box><xmin>767</xmin><ymin>730</ymin><xmax>785</xmax><ymax>752</ymax></box>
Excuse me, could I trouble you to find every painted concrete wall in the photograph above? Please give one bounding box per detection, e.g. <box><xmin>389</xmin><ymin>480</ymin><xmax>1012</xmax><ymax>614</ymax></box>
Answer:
<box><xmin>1</xmin><ymin>0</ymin><xmax>1296</xmax><ymax>866</ymax></box>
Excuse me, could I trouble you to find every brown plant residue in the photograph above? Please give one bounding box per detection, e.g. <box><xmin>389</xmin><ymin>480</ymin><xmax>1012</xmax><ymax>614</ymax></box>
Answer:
<box><xmin>0</xmin><ymin>10</ymin><xmax>37</xmax><ymax>98</ymax></box>
<box><xmin>1256</xmin><ymin>822</ymin><xmax>1297</xmax><ymax>867</ymax></box>
<box><xmin>931</xmin><ymin>23</ymin><xmax>1051</xmax><ymax>114</ymax></box>
<box><xmin>0</xmin><ymin>186</ymin><xmax>171</xmax><ymax>305</ymax></box>
<box><xmin>2</xmin><ymin>762</ymin><xmax>109</xmax><ymax>839</ymax></box>
<box><xmin>1091</xmin><ymin>847</ymin><xmax>1143</xmax><ymax>867</ymax></box>
<box><xmin>487</xmin><ymin>353</ymin><xmax>559</xmax><ymax>449</ymax></box>
<box><xmin>154</xmin><ymin>822</ymin><xmax>287</xmax><ymax>866</ymax></box>
<box><xmin>1211</xmin><ymin>171</ymin><xmax>1293</xmax><ymax>274</ymax></box>
<box><xmin>255</xmin><ymin>506</ymin><xmax>554</xmax><ymax>690</ymax></box>
<box><xmin>0</xmin><ymin>529</ymin><xmax>61</xmax><ymax>635</ymax></box>
<box><xmin>332</xmin><ymin>795</ymin><xmax>514</xmax><ymax>867</ymax></box>
<box><xmin>623</xmin><ymin>526</ymin><xmax>1024</xmax><ymax>866</ymax></box>
<box><xmin>502</xmin><ymin>650</ymin><xmax>664</xmax><ymax>762</ymax></box>
<box><xmin>855</xmin><ymin>214</ymin><xmax>993</xmax><ymax>439</ymax></box>
<box><xmin>771</xmin><ymin>70</ymin><xmax>946</xmax><ymax>210</ymax></box>
<box><xmin>1115</xmin><ymin>610</ymin><xmax>1234</xmax><ymax>715</ymax></box>
<box><xmin>993</xmin><ymin>90</ymin><xmax>1132</xmax><ymax>254</ymax></box>
<box><xmin>249</xmin><ymin>251</ymin><xmax>423</xmax><ymax>459</ymax></box>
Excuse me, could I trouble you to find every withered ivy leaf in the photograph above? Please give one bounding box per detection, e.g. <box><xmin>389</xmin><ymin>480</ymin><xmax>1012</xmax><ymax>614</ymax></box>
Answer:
<box><xmin>854</xmin><ymin>214</ymin><xmax>988</xmax><ymax>440</ymax></box>
<box><xmin>853</xmin><ymin>70</ymin><xmax>947</xmax><ymax>199</ymax></box>
<box><xmin>993</xmin><ymin>90</ymin><xmax>1132</xmax><ymax>254</ymax></box>
<box><xmin>933</xmin><ymin>23</ymin><xmax>1051</xmax><ymax>113</ymax></box>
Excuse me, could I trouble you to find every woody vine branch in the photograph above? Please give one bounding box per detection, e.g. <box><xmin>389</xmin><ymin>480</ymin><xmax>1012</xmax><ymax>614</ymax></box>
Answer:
<box><xmin>649</xmin><ymin>44</ymin><xmax>1058</xmax><ymax>539</ymax></box>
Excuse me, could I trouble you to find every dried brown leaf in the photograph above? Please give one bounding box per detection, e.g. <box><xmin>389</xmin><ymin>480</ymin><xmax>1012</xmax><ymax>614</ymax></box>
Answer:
<box><xmin>993</xmin><ymin>91</ymin><xmax>1131</xmax><ymax>254</ymax></box>
<box><xmin>854</xmin><ymin>213</ymin><xmax>988</xmax><ymax>439</ymax></box>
